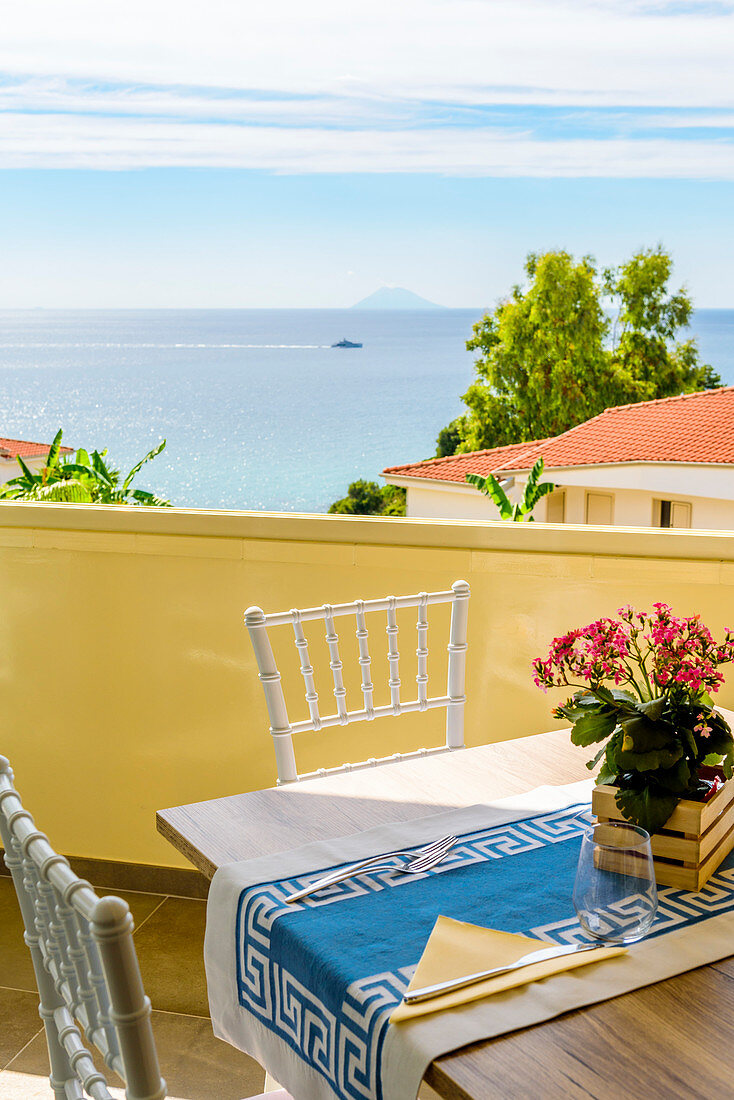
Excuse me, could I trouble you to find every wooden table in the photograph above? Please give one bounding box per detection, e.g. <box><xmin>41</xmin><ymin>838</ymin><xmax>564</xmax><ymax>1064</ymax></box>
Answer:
<box><xmin>157</xmin><ymin>729</ymin><xmax>734</xmax><ymax>1100</ymax></box>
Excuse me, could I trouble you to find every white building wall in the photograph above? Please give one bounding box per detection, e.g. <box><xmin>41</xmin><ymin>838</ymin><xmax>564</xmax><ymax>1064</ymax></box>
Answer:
<box><xmin>397</xmin><ymin>466</ymin><xmax>734</xmax><ymax>531</ymax></box>
<box><xmin>543</xmin><ymin>462</ymin><xmax>734</xmax><ymax>502</ymax></box>
<box><xmin>405</xmin><ymin>482</ymin><xmax>505</xmax><ymax>520</ymax></box>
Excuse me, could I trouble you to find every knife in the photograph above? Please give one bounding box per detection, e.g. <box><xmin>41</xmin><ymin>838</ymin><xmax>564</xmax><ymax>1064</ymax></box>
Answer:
<box><xmin>402</xmin><ymin>941</ymin><xmax>618</xmax><ymax>1005</ymax></box>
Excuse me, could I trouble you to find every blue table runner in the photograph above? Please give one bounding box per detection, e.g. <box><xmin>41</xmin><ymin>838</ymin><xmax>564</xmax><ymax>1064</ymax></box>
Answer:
<box><xmin>229</xmin><ymin>801</ymin><xmax>734</xmax><ymax>1100</ymax></box>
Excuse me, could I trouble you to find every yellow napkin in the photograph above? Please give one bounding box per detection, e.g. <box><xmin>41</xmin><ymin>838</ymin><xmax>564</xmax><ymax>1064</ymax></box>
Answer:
<box><xmin>391</xmin><ymin>916</ymin><xmax>627</xmax><ymax>1022</ymax></box>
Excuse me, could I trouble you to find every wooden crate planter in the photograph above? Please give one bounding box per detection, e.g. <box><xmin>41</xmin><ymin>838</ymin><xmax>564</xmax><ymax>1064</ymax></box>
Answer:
<box><xmin>592</xmin><ymin>770</ymin><xmax>734</xmax><ymax>891</ymax></box>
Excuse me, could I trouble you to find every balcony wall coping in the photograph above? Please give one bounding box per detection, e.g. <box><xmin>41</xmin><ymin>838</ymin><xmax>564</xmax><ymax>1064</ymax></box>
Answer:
<box><xmin>1</xmin><ymin>500</ymin><xmax>734</xmax><ymax>561</ymax></box>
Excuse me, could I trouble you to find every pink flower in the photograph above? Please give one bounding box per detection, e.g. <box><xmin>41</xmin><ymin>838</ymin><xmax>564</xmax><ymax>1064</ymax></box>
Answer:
<box><xmin>532</xmin><ymin>603</ymin><xmax>734</xmax><ymax>701</ymax></box>
<box><xmin>694</xmin><ymin>712</ymin><xmax>713</xmax><ymax>739</ymax></box>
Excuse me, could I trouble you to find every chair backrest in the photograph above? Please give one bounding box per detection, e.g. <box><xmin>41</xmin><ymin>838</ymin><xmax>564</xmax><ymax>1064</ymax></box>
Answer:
<box><xmin>245</xmin><ymin>578</ymin><xmax>470</xmax><ymax>783</ymax></box>
<box><xmin>0</xmin><ymin>756</ymin><xmax>166</xmax><ymax>1100</ymax></box>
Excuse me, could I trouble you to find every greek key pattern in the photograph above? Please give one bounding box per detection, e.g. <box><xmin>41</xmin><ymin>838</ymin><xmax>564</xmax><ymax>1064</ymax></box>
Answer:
<box><xmin>233</xmin><ymin>804</ymin><xmax>734</xmax><ymax>1100</ymax></box>
<box><xmin>235</xmin><ymin>805</ymin><xmax>593</xmax><ymax>1100</ymax></box>
<box><xmin>529</xmin><ymin>864</ymin><xmax>734</xmax><ymax>944</ymax></box>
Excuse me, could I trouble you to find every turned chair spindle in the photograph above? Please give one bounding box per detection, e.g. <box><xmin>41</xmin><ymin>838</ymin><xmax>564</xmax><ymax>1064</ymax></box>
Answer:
<box><xmin>245</xmin><ymin>579</ymin><xmax>470</xmax><ymax>783</ymax></box>
<box><xmin>0</xmin><ymin>757</ymin><xmax>166</xmax><ymax>1100</ymax></box>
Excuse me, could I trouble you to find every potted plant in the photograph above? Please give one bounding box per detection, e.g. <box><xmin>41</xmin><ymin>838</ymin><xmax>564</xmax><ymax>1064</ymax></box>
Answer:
<box><xmin>532</xmin><ymin>604</ymin><xmax>734</xmax><ymax>839</ymax></box>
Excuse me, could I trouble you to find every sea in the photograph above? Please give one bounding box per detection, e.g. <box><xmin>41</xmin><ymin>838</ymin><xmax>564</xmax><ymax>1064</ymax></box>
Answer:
<box><xmin>0</xmin><ymin>308</ymin><xmax>732</xmax><ymax>513</ymax></box>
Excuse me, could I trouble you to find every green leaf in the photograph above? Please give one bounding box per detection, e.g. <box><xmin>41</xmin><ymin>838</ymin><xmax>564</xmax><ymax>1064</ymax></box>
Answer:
<box><xmin>122</xmin><ymin>439</ymin><xmax>166</xmax><ymax>492</ymax></box>
<box><xmin>592</xmin><ymin>686</ymin><xmax>638</xmax><ymax>708</ymax></box>
<box><xmin>574</xmin><ymin>692</ymin><xmax>608</xmax><ymax>707</ymax></box>
<box><xmin>130</xmin><ymin>488</ymin><xmax>172</xmax><ymax>507</ymax></box>
<box><xmin>616</xmin><ymin>743</ymin><xmax>685</xmax><ymax>773</ymax></box>
<box><xmin>570</xmin><ymin>710</ymin><xmax>617</xmax><ymax>747</ymax></box>
<box><xmin>596</xmin><ymin>759</ymin><xmax>618</xmax><ymax>785</ymax></box>
<box><xmin>697</xmin><ymin>715</ymin><xmax>733</xmax><ymax>752</ymax></box>
<box><xmin>559</xmin><ymin>690</ymin><xmax>630</xmax><ymax>724</ymax></box>
<box><xmin>723</xmin><ymin>747</ymin><xmax>734</xmax><ymax>781</ymax></box>
<box><xmin>15</xmin><ymin>455</ymin><xmax>38</xmax><ymax>483</ymax></box>
<box><xmin>612</xmin><ymin>688</ymin><xmax>638</xmax><ymax>704</ymax></box>
<box><xmin>526</xmin><ymin>479</ymin><xmax>555</xmax><ymax>508</ymax></box>
<box><xmin>46</xmin><ymin>428</ymin><xmax>63</xmax><ymax>470</ymax></box>
<box><xmin>710</xmin><ymin>709</ymin><xmax>732</xmax><ymax>737</ymax></box>
<box><xmin>524</xmin><ymin>457</ymin><xmax>544</xmax><ymax>495</ymax></box>
<box><xmin>91</xmin><ymin>450</ymin><xmax>114</xmax><ymax>484</ymax></box>
<box><xmin>614</xmin><ymin>785</ymin><xmax>679</xmax><ymax>835</ymax></box>
<box><xmin>700</xmin><ymin>714</ymin><xmax>734</xmax><ymax>778</ymax></box>
<box><xmin>559</xmin><ymin>703</ymin><xmax>601</xmax><ymax>723</ymax></box>
<box><xmin>658</xmin><ymin>757</ymin><xmax>693</xmax><ymax>794</ymax></box>
<box><xmin>585</xmin><ymin>742</ymin><xmax>608</xmax><ymax>771</ymax></box>
<box><xmin>636</xmin><ymin>697</ymin><xmax>666</xmax><ymax>721</ymax></box>
<box><xmin>681</xmin><ymin>725</ymin><xmax>698</xmax><ymax>758</ymax></box>
<box><xmin>619</xmin><ymin>713</ymin><xmax>676</xmax><ymax>752</ymax></box>
<box><xmin>62</xmin><ymin>462</ymin><xmax>96</xmax><ymax>477</ymax></box>
<box><xmin>596</xmin><ymin>728</ymin><xmax>632</xmax><ymax>786</ymax></box>
<box><xmin>465</xmin><ymin>471</ymin><xmax>513</xmax><ymax>518</ymax></box>
<box><xmin>37</xmin><ymin>479</ymin><xmax>94</xmax><ymax>504</ymax></box>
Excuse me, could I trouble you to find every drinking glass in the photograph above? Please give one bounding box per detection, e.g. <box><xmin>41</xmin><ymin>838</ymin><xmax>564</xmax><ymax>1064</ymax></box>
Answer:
<box><xmin>573</xmin><ymin>820</ymin><xmax>658</xmax><ymax>943</ymax></box>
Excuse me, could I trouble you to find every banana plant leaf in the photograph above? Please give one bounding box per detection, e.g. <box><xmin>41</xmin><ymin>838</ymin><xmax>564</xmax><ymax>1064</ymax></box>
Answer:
<box><xmin>130</xmin><ymin>487</ymin><xmax>171</xmax><ymax>507</ymax></box>
<box><xmin>122</xmin><ymin>440</ymin><xmax>166</xmax><ymax>492</ymax></box>
<box><xmin>526</xmin><ymin>479</ymin><xmax>556</xmax><ymax>508</ymax></box>
<box><xmin>15</xmin><ymin>455</ymin><xmax>38</xmax><ymax>484</ymax></box>
<box><xmin>524</xmin><ymin>457</ymin><xmax>545</xmax><ymax>496</ymax></box>
<box><xmin>90</xmin><ymin>451</ymin><xmax>115</xmax><ymax>485</ymax></box>
<box><xmin>37</xmin><ymin>480</ymin><xmax>94</xmax><ymax>503</ymax></box>
<box><xmin>467</xmin><ymin>472</ymin><xmax>513</xmax><ymax>518</ymax></box>
<box><xmin>45</xmin><ymin>429</ymin><xmax>64</xmax><ymax>470</ymax></box>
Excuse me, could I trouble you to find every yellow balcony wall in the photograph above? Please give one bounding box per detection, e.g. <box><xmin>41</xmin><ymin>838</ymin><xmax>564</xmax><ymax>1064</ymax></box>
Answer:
<box><xmin>1</xmin><ymin>501</ymin><xmax>734</xmax><ymax>869</ymax></box>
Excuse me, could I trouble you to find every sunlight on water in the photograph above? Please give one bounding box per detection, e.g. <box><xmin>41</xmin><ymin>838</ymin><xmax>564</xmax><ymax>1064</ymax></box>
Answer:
<box><xmin>0</xmin><ymin>308</ymin><xmax>730</xmax><ymax>513</ymax></box>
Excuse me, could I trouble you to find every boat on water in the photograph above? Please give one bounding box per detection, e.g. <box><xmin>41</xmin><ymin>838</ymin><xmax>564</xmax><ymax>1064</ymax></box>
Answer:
<box><xmin>331</xmin><ymin>338</ymin><xmax>362</xmax><ymax>348</ymax></box>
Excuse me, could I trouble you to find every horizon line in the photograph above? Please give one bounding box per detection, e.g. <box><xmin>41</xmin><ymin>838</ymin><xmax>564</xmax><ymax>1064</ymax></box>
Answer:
<box><xmin>2</xmin><ymin>304</ymin><xmax>732</xmax><ymax>313</ymax></box>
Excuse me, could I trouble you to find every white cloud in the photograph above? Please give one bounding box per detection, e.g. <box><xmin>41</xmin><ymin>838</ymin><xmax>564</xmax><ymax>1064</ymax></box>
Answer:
<box><xmin>1</xmin><ymin>1</ymin><xmax>733</xmax><ymax>173</ymax></box>
<box><xmin>1</xmin><ymin>0</ymin><xmax>733</xmax><ymax>108</ymax></box>
<box><xmin>1</xmin><ymin>111</ymin><xmax>733</xmax><ymax>177</ymax></box>
<box><xmin>0</xmin><ymin>77</ymin><xmax>393</xmax><ymax>126</ymax></box>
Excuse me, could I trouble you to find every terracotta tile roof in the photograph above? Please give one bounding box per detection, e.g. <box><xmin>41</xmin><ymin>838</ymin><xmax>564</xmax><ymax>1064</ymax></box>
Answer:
<box><xmin>383</xmin><ymin>439</ymin><xmax>548</xmax><ymax>484</ymax></box>
<box><xmin>0</xmin><ymin>436</ymin><xmax>74</xmax><ymax>460</ymax></box>
<box><xmin>383</xmin><ymin>388</ymin><xmax>734</xmax><ymax>482</ymax></box>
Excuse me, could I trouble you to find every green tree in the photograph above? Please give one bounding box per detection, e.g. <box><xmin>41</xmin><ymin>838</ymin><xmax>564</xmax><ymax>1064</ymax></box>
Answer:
<box><xmin>379</xmin><ymin>483</ymin><xmax>407</xmax><ymax>516</ymax></box>
<box><xmin>0</xmin><ymin>429</ymin><xmax>171</xmax><ymax>506</ymax></box>
<box><xmin>435</xmin><ymin>418</ymin><xmax>467</xmax><ymax>457</ymax></box>
<box><xmin>458</xmin><ymin>251</ymin><xmax>611</xmax><ymax>453</ymax></box>
<box><xmin>439</xmin><ymin>247</ymin><xmax>719</xmax><ymax>456</ymax></box>
<box><xmin>466</xmin><ymin>457</ymin><xmax>555</xmax><ymax>521</ymax></box>
<box><xmin>604</xmin><ymin>247</ymin><xmax>721</xmax><ymax>402</ymax></box>
<box><xmin>328</xmin><ymin>479</ymin><xmax>406</xmax><ymax>516</ymax></box>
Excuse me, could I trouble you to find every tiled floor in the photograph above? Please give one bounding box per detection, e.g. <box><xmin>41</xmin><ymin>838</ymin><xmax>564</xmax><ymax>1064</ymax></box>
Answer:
<box><xmin>0</xmin><ymin>875</ymin><xmax>267</xmax><ymax>1099</ymax></box>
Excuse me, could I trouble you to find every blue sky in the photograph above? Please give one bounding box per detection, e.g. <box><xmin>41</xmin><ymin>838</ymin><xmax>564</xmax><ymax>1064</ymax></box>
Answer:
<box><xmin>1</xmin><ymin>0</ymin><xmax>733</xmax><ymax>307</ymax></box>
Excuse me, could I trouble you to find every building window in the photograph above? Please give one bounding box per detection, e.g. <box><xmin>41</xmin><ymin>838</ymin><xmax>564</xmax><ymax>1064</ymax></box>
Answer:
<box><xmin>585</xmin><ymin>491</ymin><xmax>614</xmax><ymax>525</ymax></box>
<box><xmin>654</xmin><ymin>499</ymin><xmax>692</xmax><ymax>529</ymax></box>
<box><xmin>545</xmin><ymin>489</ymin><xmax>566</xmax><ymax>523</ymax></box>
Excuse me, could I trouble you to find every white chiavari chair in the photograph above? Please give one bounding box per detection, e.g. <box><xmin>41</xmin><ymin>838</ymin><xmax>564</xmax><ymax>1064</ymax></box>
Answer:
<box><xmin>245</xmin><ymin>579</ymin><xmax>470</xmax><ymax>783</ymax></box>
<box><xmin>0</xmin><ymin>756</ymin><xmax>166</xmax><ymax>1100</ymax></box>
<box><xmin>0</xmin><ymin>757</ymin><xmax>292</xmax><ymax>1100</ymax></box>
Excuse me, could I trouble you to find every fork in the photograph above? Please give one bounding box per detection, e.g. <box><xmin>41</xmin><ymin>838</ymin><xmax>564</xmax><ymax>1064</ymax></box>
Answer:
<box><xmin>284</xmin><ymin>834</ymin><xmax>457</xmax><ymax>904</ymax></box>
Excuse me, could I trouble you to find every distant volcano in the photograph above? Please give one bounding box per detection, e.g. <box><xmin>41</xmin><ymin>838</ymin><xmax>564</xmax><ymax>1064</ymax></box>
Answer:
<box><xmin>350</xmin><ymin>286</ymin><xmax>445</xmax><ymax>310</ymax></box>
